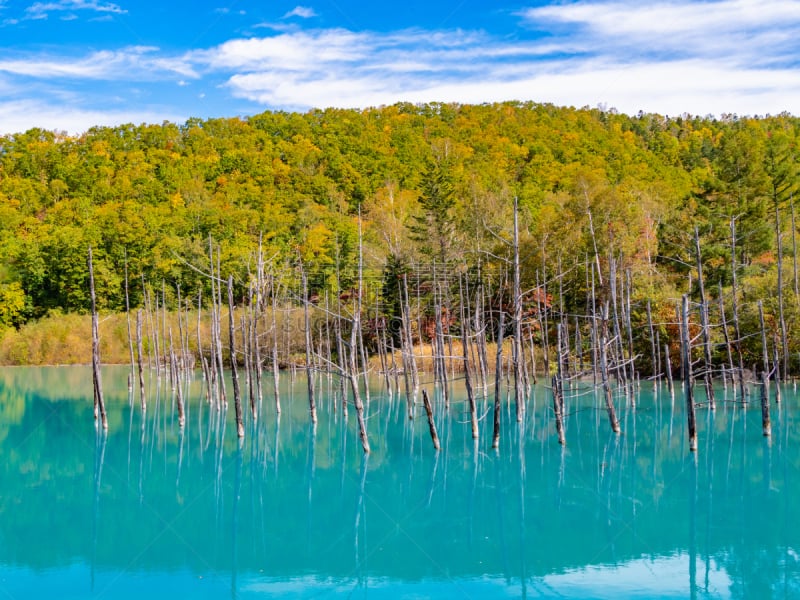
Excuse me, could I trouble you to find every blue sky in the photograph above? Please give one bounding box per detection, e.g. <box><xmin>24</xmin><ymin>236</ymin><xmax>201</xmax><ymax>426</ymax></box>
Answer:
<box><xmin>0</xmin><ymin>0</ymin><xmax>798</xmax><ymax>134</ymax></box>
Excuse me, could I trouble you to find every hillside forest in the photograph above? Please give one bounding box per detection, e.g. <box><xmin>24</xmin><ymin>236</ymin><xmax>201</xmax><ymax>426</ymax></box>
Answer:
<box><xmin>0</xmin><ymin>101</ymin><xmax>797</xmax><ymax>378</ymax></box>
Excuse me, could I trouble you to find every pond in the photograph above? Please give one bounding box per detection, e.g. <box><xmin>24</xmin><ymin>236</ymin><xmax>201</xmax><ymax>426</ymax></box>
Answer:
<box><xmin>0</xmin><ymin>366</ymin><xmax>797</xmax><ymax>598</ymax></box>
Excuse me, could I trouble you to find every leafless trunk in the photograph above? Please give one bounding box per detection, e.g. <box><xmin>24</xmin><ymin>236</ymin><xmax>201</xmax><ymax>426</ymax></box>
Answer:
<box><xmin>124</xmin><ymin>250</ymin><xmax>135</xmax><ymax>391</ymax></box>
<box><xmin>512</xmin><ymin>196</ymin><xmax>525</xmax><ymax>422</ymax></box>
<box><xmin>460</xmin><ymin>276</ymin><xmax>478</xmax><ymax>440</ymax></box>
<box><xmin>664</xmin><ymin>343</ymin><xmax>674</xmax><ymax>396</ymax></box>
<box><xmin>349</xmin><ymin>301</ymin><xmax>370</xmax><ymax>453</ymax></box>
<box><xmin>136</xmin><ymin>309</ymin><xmax>147</xmax><ymax>411</ymax></box>
<box><xmin>88</xmin><ymin>247</ymin><xmax>107</xmax><ymax>430</ymax></box>
<box><xmin>553</xmin><ymin>324</ymin><xmax>566</xmax><ymax>445</ymax></box>
<box><xmin>681</xmin><ymin>295</ymin><xmax>697</xmax><ymax>452</ymax></box>
<box><xmin>492</xmin><ymin>305</ymin><xmax>505</xmax><ymax>450</ymax></box>
<box><xmin>694</xmin><ymin>227</ymin><xmax>715</xmax><ymax>410</ymax></box>
<box><xmin>421</xmin><ymin>389</ymin><xmax>441</xmax><ymax>451</ymax></box>
<box><xmin>302</xmin><ymin>267</ymin><xmax>318</xmax><ymax>424</ymax></box>
<box><xmin>730</xmin><ymin>218</ymin><xmax>747</xmax><ymax>399</ymax></box>
<box><xmin>760</xmin><ymin>371</ymin><xmax>771</xmax><ymax>437</ymax></box>
<box><xmin>228</xmin><ymin>276</ymin><xmax>244</xmax><ymax>438</ymax></box>
<box><xmin>270</xmin><ymin>274</ymin><xmax>281</xmax><ymax>414</ymax></box>
<box><xmin>599</xmin><ymin>301</ymin><xmax>620</xmax><ymax>434</ymax></box>
<box><xmin>169</xmin><ymin>325</ymin><xmax>185</xmax><ymax>428</ymax></box>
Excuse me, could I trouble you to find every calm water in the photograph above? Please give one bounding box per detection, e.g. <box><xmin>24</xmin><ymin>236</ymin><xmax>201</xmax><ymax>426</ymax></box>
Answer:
<box><xmin>0</xmin><ymin>366</ymin><xmax>797</xmax><ymax>599</ymax></box>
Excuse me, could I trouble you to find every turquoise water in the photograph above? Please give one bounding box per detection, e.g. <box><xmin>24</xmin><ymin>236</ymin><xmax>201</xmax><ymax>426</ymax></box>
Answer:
<box><xmin>0</xmin><ymin>366</ymin><xmax>797</xmax><ymax>599</ymax></box>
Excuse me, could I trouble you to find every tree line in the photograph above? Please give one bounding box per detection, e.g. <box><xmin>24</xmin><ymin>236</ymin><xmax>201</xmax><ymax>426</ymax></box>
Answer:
<box><xmin>0</xmin><ymin>101</ymin><xmax>798</xmax><ymax>378</ymax></box>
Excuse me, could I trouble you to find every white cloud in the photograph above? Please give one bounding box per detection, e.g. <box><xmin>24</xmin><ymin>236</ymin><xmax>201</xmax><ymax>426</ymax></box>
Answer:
<box><xmin>519</xmin><ymin>0</ymin><xmax>800</xmax><ymax>66</ymax></box>
<box><xmin>196</xmin><ymin>1</ymin><xmax>800</xmax><ymax>117</ymax></box>
<box><xmin>0</xmin><ymin>46</ymin><xmax>196</xmax><ymax>80</ymax></box>
<box><xmin>0</xmin><ymin>99</ymin><xmax>183</xmax><ymax>135</ymax></box>
<box><xmin>283</xmin><ymin>6</ymin><xmax>317</xmax><ymax>19</ymax></box>
<box><xmin>196</xmin><ymin>29</ymin><xmax>371</xmax><ymax>71</ymax></box>
<box><xmin>24</xmin><ymin>0</ymin><xmax>126</xmax><ymax>18</ymax></box>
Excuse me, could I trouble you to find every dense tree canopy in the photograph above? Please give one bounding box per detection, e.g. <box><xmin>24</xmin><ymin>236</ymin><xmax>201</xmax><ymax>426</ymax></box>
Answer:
<box><xmin>0</xmin><ymin>103</ymin><xmax>797</xmax><ymax>363</ymax></box>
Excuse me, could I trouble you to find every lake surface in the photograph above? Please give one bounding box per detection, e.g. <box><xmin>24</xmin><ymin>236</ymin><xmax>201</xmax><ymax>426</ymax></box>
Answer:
<box><xmin>0</xmin><ymin>366</ymin><xmax>797</xmax><ymax>599</ymax></box>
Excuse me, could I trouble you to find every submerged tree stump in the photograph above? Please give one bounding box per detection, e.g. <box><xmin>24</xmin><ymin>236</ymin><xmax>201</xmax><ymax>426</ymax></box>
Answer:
<box><xmin>421</xmin><ymin>389</ymin><xmax>441</xmax><ymax>451</ymax></box>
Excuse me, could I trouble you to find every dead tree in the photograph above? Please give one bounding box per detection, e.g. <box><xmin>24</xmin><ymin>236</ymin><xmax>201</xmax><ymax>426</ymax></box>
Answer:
<box><xmin>599</xmin><ymin>301</ymin><xmax>621</xmax><ymax>434</ymax></box>
<box><xmin>302</xmin><ymin>266</ymin><xmax>318</xmax><ymax>424</ymax></box>
<box><xmin>681</xmin><ymin>295</ymin><xmax>697</xmax><ymax>452</ymax></box>
<box><xmin>694</xmin><ymin>228</ymin><xmax>715</xmax><ymax>410</ymax></box>
<box><xmin>421</xmin><ymin>389</ymin><xmax>441</xmax><ymax>451</ymax></box>
<box><xmin>88</xmin><ymin>247</ymin><xmax>108</xmax><ymax>430</ymax></box>
<box><xmin>228</xmin><ymin>276</ymin><xmax>245</xmax><ymax>438</ymax></box>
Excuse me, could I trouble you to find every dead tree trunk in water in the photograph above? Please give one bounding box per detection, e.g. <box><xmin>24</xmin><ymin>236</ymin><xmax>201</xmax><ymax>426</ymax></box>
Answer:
<box><xmin>421</xmin><ymin>389</ymin><xmax>441</xmax><ymax>451</ymax></box>
<box><xmin>717</xmin><ymin>283</ymin><xmax>735</xmax><ymax>392</ymax></box>
<box><xmin>302</xmin><ymin>267</ymin><xmax>318</xmax><ymax>424</ymax></box>
<box><xmin>169</xmin><ymin>325</ymin><xmax>185</xmax><ymax>428</ymax></box>
<box><xmin>124</xmin><ymin>251</ymin><xmax>135</xmax><ymax>391</ymax></box>
<box><xmin>694</xmin><ymin>228</ymin><xmax>715</xmax><ymax>410</ymax></box>
<box><xmin>730</xmin><ymin>218</ymin><xmax>747</xmax><ymax>399</ymax></box>
<box><xmin>228</xmin><ymin>276</ymin><xmax>245</xmax><ymax>438</ymax></box>
<box><xmin>492</xmin><ymin>306</ymin><xmax>505</xmax><ymax>450</ymax></box>
<box><xmin>758</xmin><ymin>300</ymin><xmax>770</xmax><ymax>395</ymax></box>
<box><xmin>760</xmin><ymin>371</ymin><xmax>772</xmax><ymax>437</ymax></box>
<box><xmin>681</xmin><ymin>295</ymin><xmax>697</xmax><ymax>452</ymax></box>
<box><xmin>664</xmin><ymin>343</ymin><xmax>674</xmax><ymax>396</ymax></box>
<box><xmin>646</xmin><ymin>300</ymin><xmax>657</xmax><ymax>380</ymax></box>
<box><xmin>774</xmin><ymin>191</ymin><xmax>789</xmax><ymax>379</ymax></box>
<box><xmin>512</xmin><ymin>196</ymin><xmax>525</xmax><ymax>422</ymax></box>
<box><xmin>599</xmin><ymin>301</ymin><xmax>621</xmax><ymax>434</ymax></box>
<box><xmin>349</xmin><ymin>305</ymin><xmax>371</xmax><ymax>454</ymax></box>
<box><xmin>552</xmin><ymin>324</ymin><xmax>566</xmax><ymax>445</ymax></box>
<box><xmin>88</xmin><ymin>247</ymin><xmax>108</xmax><ymax>430</ymax></box>
<box><xmin>460</xmin><ymin>276</ymin><xmax>478</xmax><ymax>440</ymax></box>
<box><xmin>136</xmin><ymin>309</ymin><xmax>147</xmax><ymax>412</ymax></box>
<box><xmin>270</xmin><ymin>274</ymin><xmax>281</xmax><ymax>414</ymax></box>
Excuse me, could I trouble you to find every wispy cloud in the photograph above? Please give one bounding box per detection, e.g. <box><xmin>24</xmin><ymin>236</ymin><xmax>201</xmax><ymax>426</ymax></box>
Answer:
<box><xmin>0</xmin><ymin>46</ymin><xmax>196</xmax><ymax>80</ymax></box>
<box><xmin>519</xmin><ymin>0</ymin><xmax>800</xmax><ymax>66</ymax></box>
<box><xmin>24</xmin><ymin>0</ymin><xmax>126</xmax><ymax>19</ymax></box>
<box><xmin>0</xmin><ymin>99</ymin><xmax>182</xmax><ymax>134</ymax></box>
<box><xmin>200</xmin><ymin>1</ymin><xmax>800</xmax><ymax>115</ymax></box>
<box><xmin>283</xmin><ymin>6</ymin><xmax>317</xmax><ymax>19</ymax></box>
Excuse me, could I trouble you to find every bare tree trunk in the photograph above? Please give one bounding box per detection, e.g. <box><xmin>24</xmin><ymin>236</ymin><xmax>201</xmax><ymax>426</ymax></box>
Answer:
<box><xmin>124</xmin><ymin>250</ymin><xmax>135</xmax><ymax>392</ymax></box>
<box><xmin>664</xmin><ymin>343</ymin><xmax>674</xmax><ymax>396</ymax></box>
<box><xmin>512</xmin><ymin>196</ymin><xmax>525</xmax><ymax>422</ymax></box>
<box><xmin>228</xmin><ymin>276</ymin><xmax>244</xmax><ymax>438</ymax></box>
<box><xmin>717</xmin><ymin>283</ymin><xmax>736</xmax><ymax>392</ymax></box>
<box><xmin>460</xmin><ymin>276</ymin><xmax>478</xmax><ymax>440</ymax></box>
<box><xmin>492</xmin><ymin>305</ymin><xmax>505</xmax><ymax>450</ymax></box>
<box><xmin>694</xmin><ymin>227</ymin><xmax>715</xmax><ymax>410</ymax></box>
<box><xmin>758</xmin><ymin>300</ymin><xmax>770</xmax><ymax>389</ymax></box>
<box><xmin>792</xmin><ymin>196</ymin><xmax>799</xmax><ymax>306</ymax></box>
<box><xmin>136</xmin><ymin>309</ymin><xmax>147</xmax><ymax>412</ymax></box>
<box><xmin>349</xmin><ymin>303</ymin><xmax>370</xmax><ymax>454</ymax></box>
<box><xmin>553</xmin><ymin>324</ymin><xmax>566</xmax><ymax>445</ymax></box>
<box><xmin>421</xmin><ymin>389</ymin><xmax>441</xmax><ymax>451</ymax></box>
<box><xmin>600</xmin><ymin>301</ymin><xmax>620</xmax><ymax>434</ymax></box>
<box><xmin>302</xmin><ymin>267</ymin><xmax>318</xmax><ymax>424</ymax></box>
<box><xmin>760</xmin><ymin>371</ymin><xmax>771</xmax><ymax>437</ymax></box>
<box><xmin>775</xmin><ymin>192</ymin><xmax>789</xmax><ymax>379</ymax></box>
<box><xmin>270</xmin><ymin>274</ymin><xmax>281</xmax><ymax>414</ymax></box>
<box><xmin>730</xmin><ymin>218</ymin><xmax>747</xmax><ymax>399</ymax></box>
<box><xmin>169</xmin><ymin>326</ymin><xmax>185</xmax><ymax>428</ymax></box>
<box><xmin>681</xmin><ymin>295</ymin><xmax>697</xmax><ymax>452</ymax></box>
<box><xmin>646</xmin><ymin>300</ymin><xmax>657</xmax><ymax>379</ymax></box>
<box><xmin>88</xmin><ymin>247</ymin><xmax>108</xmax><ymax>430</ymax></box>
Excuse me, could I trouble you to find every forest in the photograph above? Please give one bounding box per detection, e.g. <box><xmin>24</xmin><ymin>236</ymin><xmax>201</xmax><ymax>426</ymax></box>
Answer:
<box><xmin>0</xmin><ymin>101</ymin><xmax>797</xmax><ymax>386</ymax></box>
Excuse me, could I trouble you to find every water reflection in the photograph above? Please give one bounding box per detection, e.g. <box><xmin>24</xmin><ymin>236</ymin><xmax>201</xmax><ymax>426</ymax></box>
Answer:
<box><xmin>0</xmin><ymin>366</ymin><xmax>798</xmax><ymax>599</ymax></box>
